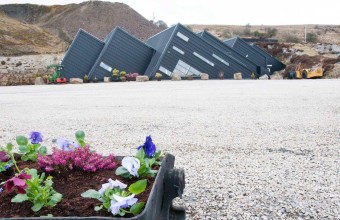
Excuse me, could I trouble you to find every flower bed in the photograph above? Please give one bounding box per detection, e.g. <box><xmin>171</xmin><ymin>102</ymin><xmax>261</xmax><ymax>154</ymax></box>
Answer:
<box><xmin>0</xmin><ymin>131</ymin><xmax>185</xmax><ymax>219</ymax></box>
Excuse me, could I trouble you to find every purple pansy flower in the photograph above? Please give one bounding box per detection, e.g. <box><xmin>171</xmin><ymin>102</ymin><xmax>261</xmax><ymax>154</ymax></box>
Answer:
<box><xmin>29</xmin><ymin>131</ymin><xmax>43</xmax><ymax>144</ymax></box>
<box><xmin>110</xmin><ymin>194</ymin><xmax>138</xmax><ymax>215</ymax></box>
<box><xmin>122</xmin><ymin>157</ymin><xmax>140</xmax><ymax>177</ymax></box>
<box><xmin>5</xmin><ymin>164</ymin><xmax>12</xmax><ymax>170</ymax></box>
<box><xmin>137</xmin><ymin>135</ymin><xmax>156</xmax><ymax>158</ymax></box>
<box><xmin>0</xmin><ymin>187</ymin><xmax>3</xmax><ymax>193</ymax></box>
<box><xmin>57</xmin><ymin>138</ymin><xmax>80</xmax><ymax>151</ymax></box>
<box><xmin>98</xmin><ymin>179</ymin><xmax>127</xmax><ymax>195</ymax></box>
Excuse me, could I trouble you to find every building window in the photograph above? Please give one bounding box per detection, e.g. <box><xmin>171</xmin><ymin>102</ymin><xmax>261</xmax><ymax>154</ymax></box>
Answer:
<box><xmin>99</xmin><ymin>62</ymin><xmax>112</xmax><ymax>72</ymax></box>
<box><xmin>176</xmin><ymin>32</ymin><xmax>189</xmax><ymax>42</ymax></box>
<box><xmin>159</xmin><ymin>66</ymin><xmax>172</xmax><ymax>76</ymax></box>
<box><xmin>193</xmin><ymin>52</ymin><xmax>214</xmax><ymax>66</ymax></box>
<box><xmin>212</xmin><ymin>54</ymin><xmax>229</xmax><ymax>66</ymax></box>
<box><xmin>173</xmin><ymin>60</ymin><xmax>202</xmax><ymax>77</ymax></box>
<box><xmin>172</xmin><ymin>46</ymin><xmax>185</xmax><ymax>55</ymax></box>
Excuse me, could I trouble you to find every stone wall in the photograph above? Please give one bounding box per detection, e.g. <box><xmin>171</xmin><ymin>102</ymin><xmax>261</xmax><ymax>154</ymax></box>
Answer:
<box><xmin>0</xmin><ymin>53</ymin><xmax>64</xmax><ymax>86</ymax></box>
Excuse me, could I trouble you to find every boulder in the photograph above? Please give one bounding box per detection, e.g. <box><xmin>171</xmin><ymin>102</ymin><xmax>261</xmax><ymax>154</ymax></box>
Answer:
<box><xmin>70</xmin><ymin>78</ymin><xmax>83</xmax><ymax>84</ymax></box>
<box><xmin>234</xmin><ymin>72</ymin><xmax>242</xmax><ymax>80</ymax></box>
<box><xmin>136</xmin><ymin>75</ymin><xmax>149</xmax><ymax>82</ymax></box>
<box><xmin>104</xmin><ymin>77</ymin><xmax>111</xmax><ymax>82</ymax></box>
<box><xmin>34</xmin><ymin>77</ymin><xmax>46</xmax><ymax>85</ymax></box>
<box><xmin>259</xmin><ymin>74</ymin><xmax>269</xmax><ymax>80</ymax></box>
<box><xmin>171</xmin><ymin>73</ymin><xmax>181</xmax><ymax>81</ymax></box>
<box><xmin>0</xmin><ymin>69</ymin><xmax>8</xmax><ymax>74</ymax></box>
<box><xmin>201</xmin><ymin>73</ymin><xmax>209</xmax><ymax>80</ymax></box>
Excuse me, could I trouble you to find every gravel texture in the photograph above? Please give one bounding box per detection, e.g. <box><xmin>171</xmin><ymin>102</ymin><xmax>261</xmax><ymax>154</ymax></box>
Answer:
<box><xmin>0</xmin><ymin>80</ymin><xmax>339</xmax><ymax>219</ymax></box>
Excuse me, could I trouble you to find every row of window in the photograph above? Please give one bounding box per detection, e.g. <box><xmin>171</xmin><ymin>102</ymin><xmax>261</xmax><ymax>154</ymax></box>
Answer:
<box><xmin>175</xmin><ymin>31</ymin><xmax>231</xmax><ymax>68</ymax></box>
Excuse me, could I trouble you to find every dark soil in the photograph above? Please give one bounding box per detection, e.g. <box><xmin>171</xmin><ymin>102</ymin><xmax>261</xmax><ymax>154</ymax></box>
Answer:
<box><xmin>0</xmin><ymin>158</ymin><xmax>155</xmax><ymax>218</ymax></box>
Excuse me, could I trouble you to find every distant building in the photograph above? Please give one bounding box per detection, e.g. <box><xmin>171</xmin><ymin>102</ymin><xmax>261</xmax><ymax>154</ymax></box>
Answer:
<box><xmin>61</xmin><ymin>24</ymin><xmax>285</xmax><ymax>81</ymax></box>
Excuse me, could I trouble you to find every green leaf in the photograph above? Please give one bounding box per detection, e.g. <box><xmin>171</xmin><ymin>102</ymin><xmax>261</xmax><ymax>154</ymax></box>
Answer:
<box><xmin>94</xmin><ymin>205</ymin><xmax>103</xmax><ymax>211</ymax></box>
<box><xmin>6</xmin><ymin>143</ymin><xmax>13</xmax><ymax>151</ymax></box>
<box><xmin>32</xmin><ymin>202</ymin><xmax>44</xmax><ymax>212</ymax></box>
<box><xmin>16</xmin><ymin>136</ymin><xmax>28</xmax><ymax>146</ymax></box>
<box><xmin>39</xmin><ymin>146</ymin><xmax>47</xmax><ymax>155</ymax></box>
<box><xmin>128</xmin><ymin>179</ymin><xmax>147</xmax><ymax>195</ymax></box>
<box><xmin>136</xmin><ymin>148</ymin><xmax>145</xmax><ymax>160</ymax></box>
<box><xmin>154</xmin><ymin>150</ymin><xmax>161</xmax><ymax>160</ymax></box>
<box><xmin>75</xmin><ymin>130</ymin><xmax>85</xmax><ymax>140</ymax></box>
<box><xmin>81</xmin><ymin>189</ymin><xmax>101</xmax><ymax>199</ymax></box>
<box><xmin>21</xmin><ymin>154</ymin><xmax>29</xmax><ymax>161</ymax></box>
<box><xmin>138</xmin><ymin>164</ymin><xmax>147</xmax><ymax>176</ymax></box>
<box><xmin>77</xmin><ymin>139</ymin><xmax>86</xmax><ymax>148</ymax></box>
<box><xmin>130</xmin><ymin>202</ymin><xmax>145</xmax><ymax>215</ymax></box>
<box><xmin>28</xmin><ymin>154</ymin><xmax>37</xmax><ymax>162</ymax></box>
<box><xmin>11</xmin><ymin>194</ymin><xmax>29</xmax><ymax>203</ymax></box>
<box><xmin>19</xmin><ymin>145</ymin><xmax>29</xmax><ymax>153</ymax></box>
<box><xmin>115</xmin><ymin>166</ymin><xmax>129</xmax><ymax>176</ymax></box>
<box><xmin>50</xmin><ymin>192</ymin><xmax>62</xmax><ymax>204</ymax></box>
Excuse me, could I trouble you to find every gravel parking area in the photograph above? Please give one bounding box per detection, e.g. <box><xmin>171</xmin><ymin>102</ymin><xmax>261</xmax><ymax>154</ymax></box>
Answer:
<box><xmin>0</xmin><ymin>80</ymin><xmax>339</xmax><ymax>219</ymax></box>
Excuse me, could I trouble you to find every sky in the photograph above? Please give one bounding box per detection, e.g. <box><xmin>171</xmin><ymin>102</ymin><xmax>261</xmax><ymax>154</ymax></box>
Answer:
<box><xmin>1</xmin><ymin>0</ymin><xmax>339</xmax><ymax>26</ymax></box>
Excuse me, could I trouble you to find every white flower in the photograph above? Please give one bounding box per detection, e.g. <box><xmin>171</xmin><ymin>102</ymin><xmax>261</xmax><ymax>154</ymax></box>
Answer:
<box><xmin>122</xmin><ymin>157</ymin><xmax>140</xmax><ymax>177</ymax></box>
<box><xmin>110</xmin><ymin>194</ymin><xmax>138</xmax><ymax>215</ymax></box>
<box><xmin>98</xmin><ymin>179</ymin><xmax>127</xmax><ymax>195</ymax></box>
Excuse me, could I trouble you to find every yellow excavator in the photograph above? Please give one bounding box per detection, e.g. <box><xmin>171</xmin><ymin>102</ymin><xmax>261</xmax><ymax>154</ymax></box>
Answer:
<box><xmin>289</xmin><ymin>63</ymin><xmax>323</xmax><ymax>79</ymax></box>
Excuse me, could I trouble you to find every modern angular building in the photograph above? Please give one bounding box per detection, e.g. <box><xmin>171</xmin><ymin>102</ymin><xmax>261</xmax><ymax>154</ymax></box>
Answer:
<box><xmin>145</xmin><ymin>24</ymin><xmax>253</xmax><ymax>79</ymax></box>
<box><xmin>60</xmin><ymin>23</ymin><xmax>285</xmax><ymax>81</ymax></box>
<box><xmin>224</xmin><ymin>37</ymin><xmax>285</xmax><ymax>74</ymax></box>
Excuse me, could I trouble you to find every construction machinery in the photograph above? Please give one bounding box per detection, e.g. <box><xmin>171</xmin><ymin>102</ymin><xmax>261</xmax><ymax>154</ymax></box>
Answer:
<box><xmin>288</xmin><ymin>63</ymin><xmax>323</xmax><ymax>79</ymax></box>
<box><xmin>47</xmin><ymin>63</ymin><xmax>67</xmax><ymax>83</ymax></box>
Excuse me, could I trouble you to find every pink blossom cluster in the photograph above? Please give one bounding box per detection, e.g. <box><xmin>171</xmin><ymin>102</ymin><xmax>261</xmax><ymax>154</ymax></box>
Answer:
<box><xmin>38</xmin><ymin>146</ymin><xmax>116</xmax><ymax>172</ymax></box>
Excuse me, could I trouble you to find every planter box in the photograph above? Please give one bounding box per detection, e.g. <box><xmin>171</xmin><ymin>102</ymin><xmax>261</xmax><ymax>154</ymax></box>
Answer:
<box><xmin>4</xmin><ymin>154</ymin><xmax>185</xmax><ymax>220</ymax></box>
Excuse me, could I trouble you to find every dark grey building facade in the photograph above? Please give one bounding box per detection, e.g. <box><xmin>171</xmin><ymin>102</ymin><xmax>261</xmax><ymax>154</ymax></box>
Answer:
<box><xmin>224</xmin><ymin>37</ymin><xmax>285</xmax><ymax>74</ymax></box>
<box><xmin>60</xmin><ymin>24</ymin><xmax>285</xmax><ymax>81</ymax></box>
<box><xmin>88</xmin><ymin>27</ymin><xmax>155</xmax><ymax>80</ymax></box>
<box><xmin>197</xmin><ymin>31</ymin><xmax>269</xmax><ymax>76</ymax></box>
<box><xmin>61</xmin><ymin>29</ymin><xmax>104</xmax><ymax>79</ymax></box>
<box><xmin>145</xmin><ymin>24</ymin><xmax>253</xmax><ymax>79</ymax></box>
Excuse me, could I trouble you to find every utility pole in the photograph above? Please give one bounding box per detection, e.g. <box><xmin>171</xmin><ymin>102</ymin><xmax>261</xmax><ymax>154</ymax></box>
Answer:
<box><xmin>304</xmin><ymin>25</ymin><xmax>307</xmax><ymax>43</ymax></box>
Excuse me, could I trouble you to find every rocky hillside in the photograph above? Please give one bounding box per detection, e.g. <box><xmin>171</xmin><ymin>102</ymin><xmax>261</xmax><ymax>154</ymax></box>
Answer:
<box><xmin>188</xmin><ymin>24</ymin><xmax>340</xmax><ymax>44</ymax></box>
<box><xmin>0</xmin><ymin>1</ymin><xmax>163</xmax><ymax>42</ymax></box>
<box><xmin>0</xmin><ymin>13</ymin><xmax>67</xmax><ymax>56</ymax></box>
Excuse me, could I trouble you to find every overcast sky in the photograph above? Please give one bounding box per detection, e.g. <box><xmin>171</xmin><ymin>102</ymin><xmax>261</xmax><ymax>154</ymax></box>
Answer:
<box><xmin>1</xmin><ymin>0</ymin><xmax>339</xmax><ymax>26</ymax></box>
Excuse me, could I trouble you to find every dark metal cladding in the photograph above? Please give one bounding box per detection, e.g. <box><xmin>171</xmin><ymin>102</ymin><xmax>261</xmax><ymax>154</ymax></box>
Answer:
<box><xmin>224</xmin><ymin>37</ymin><xmax>267</xmax><ymax>69</ymax></box>
<box><xmin>88</xmin><ymin>27</ymin><xmax>155</xmax><ymax>80</ymax></box>
<box><xmin>61</xmin><ymin>29</ymin><xmax>104</xmax><ymax>79</ymax></box>
<box><xmin>146</xmin><ymin>23</ymin><xmax>253</xmax><ymax>79</ymax></box>
<box><xmin>197</xmin><ymin>31</ymin><xmax>260</xmax><ymax>75</ymax></box>
<box><xmin>251</xmin><ymin>44</ymin><xmax>286</xmax><ymax>72</ymax></box>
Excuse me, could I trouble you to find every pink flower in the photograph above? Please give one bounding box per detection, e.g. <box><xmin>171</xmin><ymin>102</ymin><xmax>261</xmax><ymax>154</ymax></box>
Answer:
<box><xmin>4</xmin><ymin>172</ymin><xmax>32</xmax><ymax>194</ymax></box>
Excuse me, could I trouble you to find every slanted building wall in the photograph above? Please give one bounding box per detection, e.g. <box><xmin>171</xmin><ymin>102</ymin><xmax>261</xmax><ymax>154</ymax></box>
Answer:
<box><xmin>88</xmin><ymin>27</ymin><xmax>155</xmax><ymax>80</ymax></box>
<box><xmin>61</xmin><ymin>29</ymin><xmax>104</xmax><ymax>79</ymax></box>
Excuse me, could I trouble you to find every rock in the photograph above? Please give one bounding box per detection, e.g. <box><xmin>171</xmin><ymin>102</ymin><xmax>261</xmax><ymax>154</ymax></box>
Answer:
<box><xmin>136</xmin><ymin>75</ymin><xmax>149</xmax><ymax>82</ymax></box>
<box><xmin>201</xmin><ymin>73</ymin><xmax>209</xmax><ymax>80</ymax></box>
<box><xmin>234</xmin><ymin>72</ymin><xmax>242</xmax><ymax>80</ymax></box>
<box><xmin>34</xmin><ymin>77</ymin><xmax>46</xmax><ymax>85</ymax></box>
<box><xmin>259</xmin><ymin>74</ymin><xmax>269</xmax><ymax>80</ymax></box>
<box><xmin>69</xmin><ymin>78</ymin><xmax>83</xmax><ymax>84</ymax></box>
<box><xmin>104</xmin><ymin>77</ymin><xmax>111</xmax><ymax>83</ymax></box>
<box><xmin>0</xmin><ymin>69</ymin><xmax>8</xmax><ymax>74</ymax></box>
<box><xmin>171</xmin><ymin>73</ymin><xmax>182</xmax><ymax>81</ymax></box>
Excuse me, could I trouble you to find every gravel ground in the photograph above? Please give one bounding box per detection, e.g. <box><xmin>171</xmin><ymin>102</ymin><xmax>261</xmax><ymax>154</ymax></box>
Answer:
<box><xmin>0</xmin><ymin>80</ymin><xmax>339</xmax><ymax>219</ymax></box>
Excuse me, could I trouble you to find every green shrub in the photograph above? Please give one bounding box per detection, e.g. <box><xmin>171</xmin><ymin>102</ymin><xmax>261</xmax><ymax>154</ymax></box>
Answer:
<box><xmin>222</xmin><ymin>29</ymin><xmax>232</xmax><ymax>39</ymax></box>
<box><xmin>283</xmin><ymin>33</ymin><xmax>301</xmax><ymax>43</ymax></box>
<box><xmin>306</xmin><ymin>32</ymin><xmax>318</xmax><ymax>43</ymax></box>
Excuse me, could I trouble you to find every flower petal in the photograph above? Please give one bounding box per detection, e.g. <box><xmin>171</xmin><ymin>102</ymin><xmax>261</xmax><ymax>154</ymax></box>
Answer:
<box><xmin>13</xmin><ymin>178</ymin><xmax>26</xmax><ymax>187</ymax></box>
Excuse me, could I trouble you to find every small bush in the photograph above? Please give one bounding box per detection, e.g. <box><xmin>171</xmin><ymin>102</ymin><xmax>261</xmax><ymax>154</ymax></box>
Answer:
<box><xmin>306</xmin><ymin>32</ymin><xmax>318</xmax><ymax>43</ymax></box>
<box><xmin>222</xmin><ymin>29</ymin><xmax>232</xmax><ymax>39</ymax></box>
<box><xmin>1</xmin><ymin>60</ymin><xmax>5</xmax><ymax>65</ymax></box>
<box><xmin>283</xmin><ymin>33</ymin><xmax>301</xmax><ymax>43</ymax></box>
<box><xmin>243</xmin><ymin>28</ymin><xmax>252</xmax><ymax>36</ymax></box>
<box><xmin>265</xmin><ymin>27</ymin><xmax>278</xmax><ymax>38</ymax></box>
